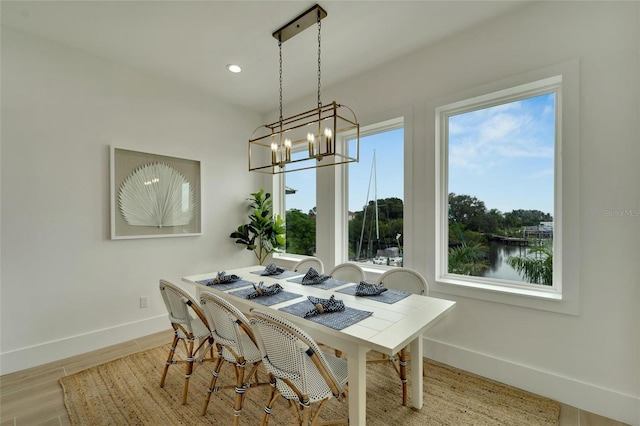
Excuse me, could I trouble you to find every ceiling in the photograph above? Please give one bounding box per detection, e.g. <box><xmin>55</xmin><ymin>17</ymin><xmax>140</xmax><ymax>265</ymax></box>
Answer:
<box><xmin>1</xmin><ymin>1</ymin><xmax>531</xmax><ymax>115</ymax></box>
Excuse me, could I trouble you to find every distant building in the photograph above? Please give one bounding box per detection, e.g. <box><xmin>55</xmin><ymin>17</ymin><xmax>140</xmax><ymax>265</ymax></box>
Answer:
<box><xmin>524</xmin><ymin>222</ymin><xmax>553</xmax><ymax>239</ymax></box>
<box><xmin>377</xmin><ymin>247</ymin><xmax>400</xmax><ymax>258</ymax></box>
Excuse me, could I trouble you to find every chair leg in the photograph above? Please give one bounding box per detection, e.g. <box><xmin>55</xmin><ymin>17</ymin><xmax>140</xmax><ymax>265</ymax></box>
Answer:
<box><xmin>399</xmin><ymin>346</ymin><xmax>408</xmax><ymax>406</ymax></box>
<box><xmin>182</xmin><ymin>339</ymin><xmax>195</xmax><ymax>404</ymax></box>
<box><xmin>207</xmin><ymin>337</ymin><xmax>216</xmax><ymax>362</ymax></box>
<box><xmin>201</xmin><ymin>355</ymin><xmax>225</xmax><ymax>415</ymax></box>
<box><xmin>290</xmin><ymin>400</ymin><xmax>303</xmax><ymax>425</ymax></box>
<box><xmin>261</xmin><ymin>375</ymin><xmax>279</xmax><ymax>426</ymax></box>
<box><xmin>252</xmin><ymin>363</ymin><xmax>260</xmax><ymax>383</ymax></box>
<box><xmin>309</xmin><ymin>398</ymin><xmax>328</xmax><ymax>425</ymax></box>
<box><xmin>299</xmin><ymin>403</ymin><xmax>311</xmax><ymax>426</ymax></box>
<box><xmin>233</xmin><ymin>363</ymin><xmax>247</xmax><ymax>426</ymax></box>
<box><xmin>160</xmin><ymin>333</ymin><xmax>179</xmax><ymax>388</ymax></box>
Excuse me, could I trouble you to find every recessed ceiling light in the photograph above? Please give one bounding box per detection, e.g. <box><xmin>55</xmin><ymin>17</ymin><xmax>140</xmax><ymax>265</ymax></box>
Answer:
<box><xmin>227</xmin><ymin>64</ymin><xmax>242</xmax><ymax>73</ymax></box>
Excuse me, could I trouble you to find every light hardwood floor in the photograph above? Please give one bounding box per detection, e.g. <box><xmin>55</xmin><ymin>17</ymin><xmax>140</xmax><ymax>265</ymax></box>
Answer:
<box><xmin>0</xmin><ymin>330</ymin><xmax>629</xmax><ymax>426</ymax></box>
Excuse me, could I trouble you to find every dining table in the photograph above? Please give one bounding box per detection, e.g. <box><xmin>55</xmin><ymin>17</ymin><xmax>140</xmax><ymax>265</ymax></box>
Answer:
<box><xmin>182</xmin><ymin>265</ymin><xmax>456</xmax><ymax>425</ymax></box>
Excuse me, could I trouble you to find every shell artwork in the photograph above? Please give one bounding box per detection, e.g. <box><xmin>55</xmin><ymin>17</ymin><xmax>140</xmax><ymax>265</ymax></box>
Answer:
<box><xmin>118</xmin><ymin>162</ymin><xmax>195</xmax><ymax>228</ymax></box>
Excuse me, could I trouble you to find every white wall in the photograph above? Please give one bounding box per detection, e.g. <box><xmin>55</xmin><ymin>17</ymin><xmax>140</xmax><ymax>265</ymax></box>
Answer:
<box><xmin>1</xmin><ymin>2</ymin><xmax>638</xmax><ymax>424</ymax></box>
<box><xmin>284</xmin><ymin>2</ymin><xmax>639</xmax><ymax>424</ymax></box>
<box><xmin>0</xmin><ymin>28</ymin><xmax>266</xmax><ymax>373</ymax></box>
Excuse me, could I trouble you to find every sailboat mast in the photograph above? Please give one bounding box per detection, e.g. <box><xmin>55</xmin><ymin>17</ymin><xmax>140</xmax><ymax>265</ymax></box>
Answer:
<box><xmin>356</xmin><ymin>150</ymin><xmax>378</xmax><ymax>260</ymax></box>
<box><xmin>373</xmin><ymin>150</ymin><xmax>379</xmax><ymax>241</ymax></box>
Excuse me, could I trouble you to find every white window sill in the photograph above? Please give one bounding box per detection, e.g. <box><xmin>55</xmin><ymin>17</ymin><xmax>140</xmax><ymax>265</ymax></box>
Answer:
<box><xmin>431</xmin><ymin>275</ymin><xmax>577</xmax><ymax>315</ymax></box>
<box><xmin>271</xmin><ymin>253</ymin><xmax>306</xmax><ymax>269</ymax></box>
<box><xmin>439</xmin><ymin>275</ymin><xmax>562</xmax><ymax>300</ymax></box>
<box><xmin>272</xmin><ymin>253</ymin><xmax>306</xmax><ymax>263</ymax></box>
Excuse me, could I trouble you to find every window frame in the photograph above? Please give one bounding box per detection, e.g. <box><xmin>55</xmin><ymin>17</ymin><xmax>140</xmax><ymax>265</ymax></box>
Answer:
<box><xmin>437</xmin><ymin>77</ymin><xmax>561</xmax><ymax>296</ymax></box>
<box><xmin>340</xmin><ymin>116</ymin><xmax>406</xmax><ymax>272</ymax></box>
<box><xmin>274</xmin><ymin>110</ymin><xmax>410</xmax><ymax>275</ymax></box>
<box><xmin>430</xmin><ymin>60</ymin><xmax>580</xmax><ymax>315</ymax></box>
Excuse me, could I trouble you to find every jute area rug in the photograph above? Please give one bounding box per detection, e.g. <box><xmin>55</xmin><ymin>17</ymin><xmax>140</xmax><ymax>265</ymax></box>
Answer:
<box><xmin>60</xmin><ymin>344</ymin><xmax>559</xmax><ymax>426</ymax></box>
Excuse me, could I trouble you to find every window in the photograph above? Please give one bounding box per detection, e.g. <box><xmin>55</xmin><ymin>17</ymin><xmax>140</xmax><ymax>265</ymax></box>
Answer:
<box><xmin>436</xmin><ymin>76</ymin><xmax>561</xmax><ymax>297</ymax></box>
<box><xmin>347</xmin><ymin>118</ymin><xmax>404</xmax><ymax>268</ymax></box>
<box><xmin>275</xmin><ymin>115</ymin><xmax>406</xmax><ymax>270</ymax></box>
<box><xmin>284</xmin><ymin>168</ymin><xmax>317</xmax><ymax>256</ymax></box>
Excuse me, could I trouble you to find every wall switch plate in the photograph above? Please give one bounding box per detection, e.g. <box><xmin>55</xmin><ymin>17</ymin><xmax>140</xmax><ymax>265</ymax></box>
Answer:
<box><xmin>140</xmin><ymin>296</ymin><xmax>149</xmax><ymax>308</ymax></box>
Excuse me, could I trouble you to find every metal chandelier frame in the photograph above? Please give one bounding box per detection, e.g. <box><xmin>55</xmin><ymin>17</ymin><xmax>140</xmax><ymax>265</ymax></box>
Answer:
<box><xmin>249</xmin><ymin>4</ymin><xmax>360</xmax><ymax>174</ymax></box>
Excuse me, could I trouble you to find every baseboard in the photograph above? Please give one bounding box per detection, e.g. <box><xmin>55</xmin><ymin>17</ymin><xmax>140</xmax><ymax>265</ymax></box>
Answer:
<box><xmin>0</xmin><ymin>315</ymin><xmax>168</xmax><ymax>375</ymax></box>
<box><xmin>424</xmin><ymin>338</ymin><xmax>640</xmax><ymax>426</ymax></box>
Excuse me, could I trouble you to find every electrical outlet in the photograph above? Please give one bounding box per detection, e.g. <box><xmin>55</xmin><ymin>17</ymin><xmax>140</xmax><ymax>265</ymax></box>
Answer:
<box><xmin>139</xmin><ymin>296</ymin><xmax>149</xmax><ymax>308</ymax></box>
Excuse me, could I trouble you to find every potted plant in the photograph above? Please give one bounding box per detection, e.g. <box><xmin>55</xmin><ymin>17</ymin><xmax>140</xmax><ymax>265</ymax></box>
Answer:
<box><xmin>230</xmin><ymin>189</ymin><xmax>286</xmax><ymax>265</ymax></box>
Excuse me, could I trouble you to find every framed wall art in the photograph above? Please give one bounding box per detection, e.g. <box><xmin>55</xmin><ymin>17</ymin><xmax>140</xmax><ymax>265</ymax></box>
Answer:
<box><xmin>110</xmin><ymin>146</ymin><xmax>201</xmax><ymax>239</ymax></box>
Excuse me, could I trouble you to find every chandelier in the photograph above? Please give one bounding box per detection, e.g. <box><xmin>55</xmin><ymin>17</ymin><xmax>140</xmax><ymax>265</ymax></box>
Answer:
<box><xmin>249</xmin><ymin>4</ymin><xmax>359</xmax><ymax>174</ymax></box>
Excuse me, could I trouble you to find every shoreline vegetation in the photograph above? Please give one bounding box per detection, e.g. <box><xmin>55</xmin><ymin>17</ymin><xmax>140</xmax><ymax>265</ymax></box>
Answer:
<box><xmin>285</xmin><ymin>193</ymin><xmax>553</xmax><ymax>285</ymax></box>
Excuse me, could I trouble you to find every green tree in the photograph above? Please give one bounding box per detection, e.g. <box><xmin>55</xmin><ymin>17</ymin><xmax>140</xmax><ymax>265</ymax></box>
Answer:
<box><xmin>481</xmin><ymin>208</ymin><xmax>505</xmax><ymax>234</ymax></box>
<box><xmin>448</xmin><ymin>193</ymin><xmax>487</xmax><ymax>232</ymax></box>
<box><xmin>507</xmin><ymin>246</ymin><xmax>553</xmax><ymax>285</ymax></box>
<box><xmin>504</xmin><ymin>209</ymin><xmax>553</xmax><ymax>228</ymax></box>
<box><xmin>286</xmin><ymin>209</ymin><xmax>316</xmax><ymax>256</ymax></box>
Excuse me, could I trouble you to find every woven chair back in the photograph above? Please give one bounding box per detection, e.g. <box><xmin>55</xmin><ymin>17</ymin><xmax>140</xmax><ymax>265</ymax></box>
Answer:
<box><xmin>376</xmin><ymin>268</ymin><xmax>429</xmax><ymax>295</ymax></box>
<box><xmin>329</xmin><ymin>262</ymin><xmax>366</xmax><ymax>283</ymax></box>
<box><xmin>199</xmin><ymin>291</ymin><xmax>258</xmax><ymax>362</ymax></box>
<box><xmin>293</xmin><ymin>257</ymin><xmax>325</xmax><ymax>274</ymax></box>
<box><xmin>250</xmin><ymin>309</ymin><xmax>344</xmax><ymax>404</ymax></box>
<box><xmin>159</xmin><ymin>280</ymin><xmax>202</xmax><ymax>335</ymax></box>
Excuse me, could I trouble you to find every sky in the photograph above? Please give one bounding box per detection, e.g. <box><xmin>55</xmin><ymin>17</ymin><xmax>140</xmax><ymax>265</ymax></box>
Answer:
<box><xmin>448</xmin><ymin>92</ymin><xmax>555</xmax><ymax>215</ymax></box>
<box><xmin>285</xmin><ymin>92</ymin><xmax>555</xmax><ymax>216</ymax></box>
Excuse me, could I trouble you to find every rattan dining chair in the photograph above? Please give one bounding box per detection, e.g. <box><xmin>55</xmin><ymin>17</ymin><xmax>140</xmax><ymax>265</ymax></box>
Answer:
<box><xmin>249</xmin><ymin>309</ymin><xmax>349</xmax><ymax>426</ymax></box>
<box><xmin>199</xmin><ymin>291</ymin><xmax>269</xmax><ymax>424</ymax></box>
<box><xmin>158</xmin><ymin>280</ymin><xmax>216</xmax><ymax>404</ymax></box>
<box><xmin>328</xmin><ymin>262</ymin><xmax>366</xmax><ymax>283</ymax></box>
<box><xmin>293</xmin><ymin>257</ymin><xmax>325</xmax><ymax>274</ymax></box>
<box><xmin>370</xmin><ymin>268</ymin><xmax>429</xmax><ymax>406</ymax></box>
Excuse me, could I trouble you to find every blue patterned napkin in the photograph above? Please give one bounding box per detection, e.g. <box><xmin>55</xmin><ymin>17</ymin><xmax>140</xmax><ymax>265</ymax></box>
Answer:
<box><xmin>301</xmin><ymin>268</ymin><xmax>331</xmax><ymax>285</ymax></box>
<box><xmin>246</xmin><ymin>281</ymin><xmax>283</xmax><ymax>299</ymax></box>
<box><xmin>355</xmin><ymin>281</ymin><xmax>388</xmax><ymax>296</ymax></box>
<box><xmin>260</xmin><ymin>263</ymin><xmax>286</xmax><ymax>276</ymax></box>
<box><xmin>335</xmin><ymin>285</ymin><xmax>411</xmax><ymax>304</ymax></box>
<box><xmin>213</xmin><ymin>271</ymin><xmax>241</xmax><ymax>284</ymax></box>
<box><xmin>304</xmin><ymin>295</ymin><xmax>345</xmax><ymax>318</ymax></box>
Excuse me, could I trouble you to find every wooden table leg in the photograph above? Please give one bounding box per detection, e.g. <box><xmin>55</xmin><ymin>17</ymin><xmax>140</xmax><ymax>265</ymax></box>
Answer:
<box><xmin>409</xmin><ymin>334</ymin><xmax>424</xmax><ymax>409</ymax></box>
<box><xmin>347</xmin><ymin>344</ymin><xmax>367</xmax><ymax>423</ymax></box>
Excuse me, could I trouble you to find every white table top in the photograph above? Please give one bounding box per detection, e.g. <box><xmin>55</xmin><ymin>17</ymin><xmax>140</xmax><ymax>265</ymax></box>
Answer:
<box><xmin>182</xmin><ymin>265</ymin><xmax>455</xmax><ymax>357</ymax></box>
<box><xmin>183</xmin><ymin>264</ymin><xmax>456</xmax><ymax>423</ymax></box>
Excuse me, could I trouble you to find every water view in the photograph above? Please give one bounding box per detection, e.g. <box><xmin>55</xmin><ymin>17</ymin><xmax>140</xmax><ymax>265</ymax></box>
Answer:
<box><xmin>482</xmin><ymin>241</ymin><xmax>533</xmax><ymax>281</ymax></box>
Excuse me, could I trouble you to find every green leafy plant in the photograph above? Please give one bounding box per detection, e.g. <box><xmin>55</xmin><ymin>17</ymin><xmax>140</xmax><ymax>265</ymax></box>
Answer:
<box><xmin>507</xmin><ymin>245</ymin><xmax>553</xmax><ymax>286</ymax></box>
<box><xmin>448</xmin><ymin>242</ymin><xmax>489</xmax><ymax>276</ymax></box>
<box><xmin>230</xmin><ymin>189</ymin><xmax>286</xmax><ymax>265</ymax></box>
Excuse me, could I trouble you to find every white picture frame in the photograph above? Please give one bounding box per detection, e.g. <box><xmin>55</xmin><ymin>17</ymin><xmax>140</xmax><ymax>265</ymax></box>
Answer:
<box><xmin>110</xmin><ymin>146</ymin><xmax>201</xmax><ymax>239</ymax></box>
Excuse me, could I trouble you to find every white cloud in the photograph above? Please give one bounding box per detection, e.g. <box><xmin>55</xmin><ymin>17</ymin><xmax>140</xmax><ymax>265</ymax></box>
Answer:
<box><xmin>449</xmin><ymin>99</ymin><xmax>554</xmax><ymax>173</ymax></box>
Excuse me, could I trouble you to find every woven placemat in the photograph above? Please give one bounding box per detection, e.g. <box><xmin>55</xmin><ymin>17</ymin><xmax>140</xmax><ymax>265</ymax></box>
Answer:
<box><xmin>335</xmin><ymin>285</ymin><xmax>411</xmax><ymax>304</ymax></box>
<box><xmin>196</xmin><ymin>278</ymin><xmax>254</xmax><ymax>291</ymax></box>
<box><xmin>278</xmin><ymin>299</ymin><xmax>373</xmax><ymax>330</ymax></box>
<box><xmin>286</xmin><ymin>276</ymin><xmax>349</xmax><ymax>290</ymax></box>
<box><xmin>228</xmin><ymin>287</ymin><xmax>303</xmax><ymax>306</ymax></box>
